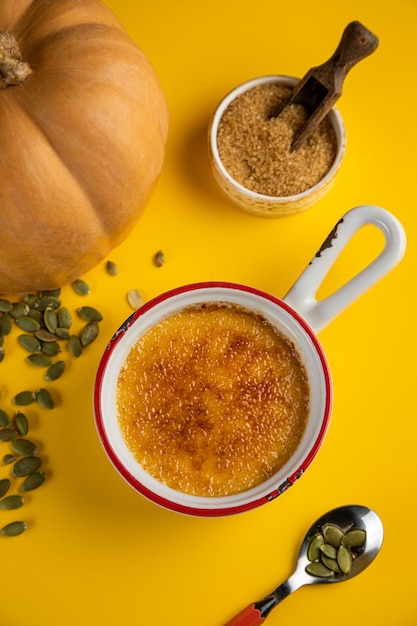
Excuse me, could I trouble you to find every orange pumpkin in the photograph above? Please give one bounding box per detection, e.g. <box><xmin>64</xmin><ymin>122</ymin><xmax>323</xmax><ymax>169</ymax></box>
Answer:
<box><xmin>0</xmin><ymin>0</ymin><xmax>168</xmax><ymax>295</ymax></box>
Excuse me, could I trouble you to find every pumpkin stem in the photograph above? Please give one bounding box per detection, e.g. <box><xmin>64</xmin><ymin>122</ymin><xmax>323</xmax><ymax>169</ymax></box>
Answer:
<box><xmin>0</xmin><ymin>32</ymin><xmax>32</xmax><ymax>89</ymax></box>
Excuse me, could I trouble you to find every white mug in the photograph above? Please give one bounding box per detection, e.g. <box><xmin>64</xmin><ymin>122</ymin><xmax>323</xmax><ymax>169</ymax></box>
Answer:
<box><xmin>94</xmin><ymin>205</ymin><xmax>406</xmax><ymax>516</ymax></box>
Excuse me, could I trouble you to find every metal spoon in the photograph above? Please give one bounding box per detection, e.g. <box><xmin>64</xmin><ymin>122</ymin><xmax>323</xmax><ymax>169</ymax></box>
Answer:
<box><xmin>224</xmin><ymin>505</ymin><xmax>383</xmax><ymax>625</ymax></box>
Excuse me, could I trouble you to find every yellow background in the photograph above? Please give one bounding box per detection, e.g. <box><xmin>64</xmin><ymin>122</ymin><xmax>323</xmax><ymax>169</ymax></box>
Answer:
<box><xmin>1</xmin><ymin>1</ymin><xmax>416</xmax><ymax>625</ymax></box>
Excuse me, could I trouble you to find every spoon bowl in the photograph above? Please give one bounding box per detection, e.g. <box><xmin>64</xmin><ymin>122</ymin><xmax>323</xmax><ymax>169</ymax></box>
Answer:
<box><xmin>225</xmin><ymin>505</ymin><xmax>383</xmax><ymax>625</ymax></box>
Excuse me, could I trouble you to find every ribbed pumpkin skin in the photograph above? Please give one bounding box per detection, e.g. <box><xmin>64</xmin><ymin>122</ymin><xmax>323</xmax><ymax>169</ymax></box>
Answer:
<box><xmin>0</xmin><ymin>0</ymin><xmax>168</xmax><ymax>295</ymax></box>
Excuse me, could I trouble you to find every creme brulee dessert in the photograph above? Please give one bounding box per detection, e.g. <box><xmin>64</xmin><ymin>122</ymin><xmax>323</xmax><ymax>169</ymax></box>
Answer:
<box><xmin>116</xmin><ymin>303</ymin><xmax>309</xmax><ymax>497</ymax></box>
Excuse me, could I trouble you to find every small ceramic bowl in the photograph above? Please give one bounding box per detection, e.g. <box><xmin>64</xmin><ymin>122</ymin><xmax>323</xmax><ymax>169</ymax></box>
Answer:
<box><xmin>208</xmin><ymin>75</ymin><xmax>346</xmax><ymax>217</ymax></box>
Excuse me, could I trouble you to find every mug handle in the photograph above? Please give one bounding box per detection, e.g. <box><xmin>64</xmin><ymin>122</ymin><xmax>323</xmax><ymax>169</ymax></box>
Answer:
<box><xmin>283</xmin><ymin>205</ymin><xmax>406</xmax><ymax>334</ymax></box>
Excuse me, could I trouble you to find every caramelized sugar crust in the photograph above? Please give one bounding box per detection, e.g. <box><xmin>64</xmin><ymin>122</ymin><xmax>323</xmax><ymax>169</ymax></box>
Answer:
<box><xmin>117</xmin><ymin>303</ymin><xmax>310</xmax><ymax>497</ymax></box>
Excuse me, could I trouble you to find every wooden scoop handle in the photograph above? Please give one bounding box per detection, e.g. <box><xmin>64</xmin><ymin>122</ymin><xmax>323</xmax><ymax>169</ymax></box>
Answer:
<box><xmin>315</xmin><ymin>21</ymin><xmax>379</xmax><ymax>87</ymax></box>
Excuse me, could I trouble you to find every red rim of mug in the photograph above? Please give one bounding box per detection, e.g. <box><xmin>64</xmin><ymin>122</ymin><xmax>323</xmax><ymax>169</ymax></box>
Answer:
<box><xmin>94</xmin><ymin>282</ymin><xmax>332</xmax><ymax>517</ymax></box>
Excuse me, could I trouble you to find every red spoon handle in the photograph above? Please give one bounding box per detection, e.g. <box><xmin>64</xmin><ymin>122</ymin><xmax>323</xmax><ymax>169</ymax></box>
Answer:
<box><xmin>224</xmin><ymin>603</ymin><xmax>266</xmax><ymax>626</ymax></box>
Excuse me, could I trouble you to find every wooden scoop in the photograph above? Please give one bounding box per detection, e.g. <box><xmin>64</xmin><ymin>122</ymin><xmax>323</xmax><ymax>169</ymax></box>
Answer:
<box><xmin>274</xmin><ymin>21</ymin><xmax>379</xmax><ymax>152</ymax></box>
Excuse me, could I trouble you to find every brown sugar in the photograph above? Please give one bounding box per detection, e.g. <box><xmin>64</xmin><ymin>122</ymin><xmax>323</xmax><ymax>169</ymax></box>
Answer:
<box><xmin>216</xmin><ymin>83</ymin><xmax>337</xmax><ymax>197</ymax></box>
<box><xmin>117</xmin><ymin>303</ymin><xmax>310</xmax><ymax>497</ymax></box>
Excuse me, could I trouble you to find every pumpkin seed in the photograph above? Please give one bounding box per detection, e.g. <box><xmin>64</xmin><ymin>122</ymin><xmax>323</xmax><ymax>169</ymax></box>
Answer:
<box><xmin>305</xmin><ymin>561</ymin><xmax>333</xmax><ymax>578</ymax></box>
<box><xmin>35</xmin><ymin>388</ymin><xmax>54</xmax><ymax>410</ymax></box>
<box><xmin>1</xmin><ymin>521</ymin><xmax>26</xmax><ymax>537</ymax></box>
<box><xmin>342</xmin><ymin>529</ymin><xmax>367</xmax><ymax>548</ymax></box>
<box><xmin>35</xmin><ymin>329</ymin><xmax>56</xmax><ymax>342</ymax></box>
<box><xmin>18</xmin><ymin>334</ymin><xmax>41</xmax><ymax>353</ymax></box>
<box><xmin>77</xmin><ymin>306</ymin><xmax>103</xmax><ymax>322</ymax></box>
<box><xmin>320</xmin><ymin>542</ymin><xmax>338</xmax><ymax>559</ymax></box>
<box><xmin>0</xmin><ymin>428</ymin><xmax>17</xmax><ymax>442</ymax></box>
<box><xmin>34</xmin><ymin>296</ymin><xmax>61</xmax><ymax>311</ymax></box>
<box><xmin>72</xmin><ymin>279</ymin><xmax>90</xmax><ymax>296</ymax></box>
<box><xmin>41</xmin><ymin>341</ymin><xmax>61</xmax><ymax>356</ymax></box>
<box><xmin>20</xmin><ymin>472</ymin><xmax>45</xmax><ymax>492</ymax></box>
<box><xmin>10</xmin><ymin>302</ymin><xmax>30</xmax><ymax>318</ymax></box>
<box><xmin>55</xmin><ymin>327</ymin><xmax>70</xmax><ymax>340</ymax></box>
<box><xmin>11</xmin><ymin>438</ymin><xmax>37</xmax><ymax>457</ymax></box>
<box><xmin>13</xmin><ymin>391</ymin><xmax>36</xmax><ymax>406</ymax></box>
<box><xmin>40</xmin><ymin>288</ymin><xmax>61</xmax><ymax>298</ymax></box>
<box><xmin>321</xmin><ymin>554</ymin><xmax>342</xmax><ymax>573</ymax></box>
<box><xmin>22</xmin><ymin>294</ymin><xmax>37</xmax><ymax>306</ymax></box>
<box><xmin>127</xmin><ymin>289</ymin><xmax>142</xmax><ymax>310</ymax></box>
<box><xmin>0</xmin><ymin>409</ymin><xmax>10</xmax><ymax>427</ymax></box>
<box><xmin>0</xmin><ymin>495</ymin><xmax>24</xmax><ymax>510</ymax></box>
<box><xmin>45</xmin><ymin>360</ymin><xmax>65</xmax><ymax>382</ymax></box>
<box><xmin>106</xmin><ymin>260</ymin><xmax>118</xmax><ymax>276</ymax></box>
<box><xmin>0</xmin><ymin>299</ymin><xmax>12</xmax><ymax>313</ymax></box>
<box><xmin>0</xmin><ymin>347</ymin><xmax>4</xmax><ymax>362</ymax></box>
<box><xmin>0</xmin><ymin>335</ymin><xmax>3</xmax><ymax>347</ymax></box>
<box><xmin>323</xmin><ymin>524</ymin><xmax>344</xmax><ymax>548</ymax></box>
<box><xmin>28</xmin><ymin>308</ymin><xmax>43</xmax><ymax>324</ymax></box>
<box><xmin>14</xmin><ymin>412</ymin><xmax>29</xmax><ymax>436</ymax></box>
<box><xmin>68</xmin><ymin>334</ymin><xmax>82</xmax><ymax>358</ymax></box>
<box><xmin>16</xmin><ymin>316</ymin><xmax>40</xmax><ymax>333</ymax></box>
<box><xmin>0</xmin><ymin>313</ymin><xmax>12</xmax><ymax>335</ymax></box>
<box><xmin>80</xmin><ymin>320</ymin><xmax>99</xmax><ymax>346</ymax></box>
<box><xmin>12</xmin><ymin>456</ymin><xmax>42</xmax><ymax>477</ymax></box>
<box><xmin>154</xmin><ymin>249</ymin><xmax>166</xmax><ymax>267</ymax></box>
<box><xmin>26</xmin><ymin>353</ymin><xmax>52</xmax><ymax>368</ymax></box>
<box><xmin>57</xmin><ymin>306</ymin><xmax>72</xmax><ymax>329</ymax></box>
<box><xmin>337</xmin><ymin>544</ymin><xmax>352</xmax><ymax>574</ymax></box>
<box><xmin>2</xmin><ymin>454</ymin><xmax>15</xmax><ymax>465</ymax></box>
<box><xmin>0</xmin><ymin>478</ymin><xmax>10</xmax><ymax>498</ymax></box>
<box><xmin>307</xmin><ymin>533</ymin><xmax>324</xmax><ymax>562</ymax></box>
<box><xmin>44</xmin><ymin>308</ymin><xmax>58</xmax><ymax>333</ymax></box>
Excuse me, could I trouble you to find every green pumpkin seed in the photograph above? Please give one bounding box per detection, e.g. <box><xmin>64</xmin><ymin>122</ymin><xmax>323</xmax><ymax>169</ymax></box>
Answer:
<box><xmin>337</xmin><ymin>544</ymin><xmax>352</xmax><ymax>574</ymax></box>
<box><xmin>35</xmin><ymin>388</ymin><xmax>54</xmax><ymax>410</ymax></box>
<box><xmin>154</xmin><ymin>249</ymin><xmax>165</xmax><ymax>267</ymax></box>
<box><xmin>0</xmin><ymin>335</ymin><xmax>3</xmax><ymax>347</ymax></box>
<box><xmin>0</xmin><ymin>409</ymin><xmax>10</xmax><ymax>427</ymax></box>
<box><xmin>1</xmin><ymin>521</ymin><xmax>26</xmax><ymax>536</ymax></box>
<box><xmin>0</xmin><ymin>299</ymin><xmax>12</xmax><ymax>313</ymax></box>
<box><xmin>41</xmin><ymin>341</ymin><xmax>61</xmax><ymax>356</ymax></box>
<box><xmin>11</xmin><ymin>438</ymin><xmax>37</xmax><ymax>457</ymax></box>
<box><xmin>80</xmin><ymin>320</ymin><xmax>99</xmax><ymax>346</ymax></box>
<box><xmin>57</xmin><ymin>307</ymin><xmax>72</xmax><ymax>329</ymax></box>
<box><xmin>35</xmin><ymin>329</ymin><xmax>56</xmax><ymax>342</ymax></box>
<box><xmin>34</xmin><ymin>296</ymin><xmax>61</xmax><ymax>311</ymax></box>
<box><xmin>22</xmin><ymin>294</ymin><xmax>37</xmax><ymax>306</ymax></box>
<box><xmin>0</xmin><ymin>478</ymin><xmax>11</xmax><ymax>498</ymax></box>
<box><xmin>320</xmin><ymin>542</ymin><xmax>338</xmax><ymax>559</ymax></box>
<box><xmin>0</xmin><ymin>313</ymin><xmax>12</xmax><ymax>335</ymax></box>
<box><xmin>55</xmin><ymin>327</ymin><xmax>70</xmax><ymax>340</ymax></box>
<box><xmin>3</xmin><ymin>454</ymin><xmax>16</xmax><ymax>465</ymax></box>
<box><xmin>72</xmin><ymin>279</ymin><xmax>90</xmax><ymax>296</ymax></box>
<box><xmin>28</xmin><ymin>308</ymin><xmax>43</xmax><ymax>324</ymax></box>
<box><xmin>0</xmin><ymin>428</ymin><xmax>17</xmax><ymax>442</ymax></box>
<box><xmin>13</xmin><ymin>390</ymin><xmax>36</xmax><ymax>406</ymax></box>
<box><xmin>40</xmin><ymin>288</ymin><xmax>61</xmax><ymax>298</ymax></box>
<box><xmin>68</xmin><ymin>335</ymin><xmax>82</xmax><ymax>358</ymax></box>
<box><xmin>342</xmin><ymin>529</ymin><xmax>366</xmax><ymax>548</ymax></box>
<box><xmin>0</xmin><ymin>495</ymin><xmax>24</xmax><ymax>510</ymax></box>
<box><xmin>14</xmin><ymin>412</ymin><xmax>29</xmax><ymax>436</ymax></box>
<box><xmin>127</xmin><ymin>289</ymin><xmax>142</xmax><ymax>310</ymax></box>
<box><xmin>307</xmin><ymin>533</ymin><xmax>324</xmax><ymax>562</ymax></box>
<box><xmin>16</xmin><ymin>316</ymin><xmax>40</xmax><ymax>333</ymax></box>
<box><xmin>321</xmin><ymin>554</ymin><xmax>342</xmax><ymax>573</ymax></box>
<box><xmin>12</xmin><ymin>456</ymin><xmax>42</xmax><ymax>477</ymax></box>
<box><xmin>44</xmin><ymin>308</ymin><xmax>58</xmax><ymax>333</ymax></box>
<box><xmin>0</xmin><ymin>347</ymin><xmax>4</xmax><ymax>362</ymax></box>
<box><xmin>26</xmin><ymin>353</ymin><xmax>52</xmax><ymax>368</ymax></box>
<box><xmin>106</xmin><ymin>260</ymin><xmax>118</xmax><ymax>276</ymax></box>
<box><xmin>45</xmin><ymin>360</ymin><xmax>65</xmax><ymax>381</ymax></box>
<box><xmin>305</xmin><ymin>561</ymin><xmax>333</xmax><ymax>578</ymax></box>
<box><xmin>18</xmin><ymin>334</ymin><xmax>41</xmax><ymax>353</ymax></box>
<box><xmin>20</xmin><ymin>472</ymin><xmax>45</xmax><ymax>492</ymax></box>
<box><xmin>323</xmin><ymin>524</ymin><xmax>344</xmax><ymax>548</ymax></box>
<box><xmin>77</xmin><ymin>306</ymin><xmax>103</xmax><ymax>322</ymax></box>
<box><xmin>10</xmin><ymin>302</ymin><xmax>30</xmax><ymax>318</ymax></box>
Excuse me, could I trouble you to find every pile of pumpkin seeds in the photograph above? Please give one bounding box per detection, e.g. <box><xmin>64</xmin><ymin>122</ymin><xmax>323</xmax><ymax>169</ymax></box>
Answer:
<box><xmin>0</xmin><ymin>279</ymin><xmax>104</xmax><ymax>536</ymax></box>
<box><xmin>305</xmin><ymin>523</ymin><xmax>366</xmax><ymax>578</ymax></box>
